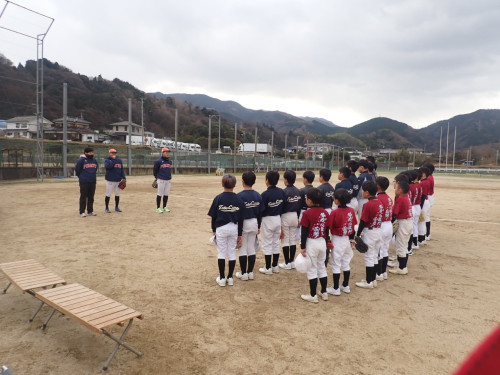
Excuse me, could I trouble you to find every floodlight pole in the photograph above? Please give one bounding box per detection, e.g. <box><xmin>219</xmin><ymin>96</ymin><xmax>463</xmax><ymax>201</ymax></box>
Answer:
<box><xmin>233</xmin><ymin>123</ymin><xmax>237</xmax><ymax>173</ymax></box>
<box><xmin>63</xmin><ymin>83</ymin><xmax>68</xmax><ymax>177</ymax></box>
<box><xmin>128</xmin><ymin>98</ymin><xmax>132</xmax><ymax>176</ymax></box>
<box><xmin>0</xmin><ymin>1</ymin><xmax>54</xmax><ymax>181</ymax></box>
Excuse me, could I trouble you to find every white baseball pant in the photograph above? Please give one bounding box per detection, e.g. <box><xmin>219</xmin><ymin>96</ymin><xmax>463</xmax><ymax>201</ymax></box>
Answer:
<box><xmin>357</xmin><ymin>198</ymin><xmax>368</xmax><ymax>219</ymax></box>
<box><xmin>361</xmin><ymin>228</ymin><xmax>382</xmax><ymax>267</ymax></box>
<box><xmin>418</xmin><ymin>199</ymin><xmax>431</xmax><ymax>236</ymax></box>
<box><xmin>261</xmin><ymin>215</ymin><xmax>281</xmax><ymax>255</ymax></box>
<box><xmin>428</xmin><ymin>194</ymin><xmax>435</xmax><ymax>207</ymax></box>
<box><xmin>157</xmin><ymin>179</ymin><xmax>171</xmax><ymax>196</ymax></box>
<box><xmin>281</xmin><ymin>212</ymin><xmax>298</xmax><ymax>247</ymax></box>
<box><xmin>216</xmin><ymin>222</ymin><xmax>238</xmax><ymax>261</ymax></box>
<box><xmin>412</xmin><ymin>205</ymin><xmax>421</xmax><ymax>237</ymax></box>
<box><xmin>347</xmin><ymin>197</ymin><xmax>358</xmax><ymax>213</ymax></box>
<box><xmin>240</xmin><ymin>218</ymin><xmax>259</xmax><ymax>256</ymax></box>
<box><xmin>331</xmin><ymin>235</ymin><xmax>353</xmax><ymax>274</ymax></box>
<box><xmin>106</xmin><ymin>181</ymin><xmax>120</xmax><ymax>197</ymax></box>
<box><xmin>379</xmin><ymin>221</ymin><xmax>392</xmax><ymax>259</ymax></box>
<box><xmin>305</xmin><ymin>237</ymin><xmax>327</xmax><ymax>280</ymax></box>
<box><xmin>394</xmin><ymin>218</ymin><xmax>413</xmax><ymax>257</ymax></box>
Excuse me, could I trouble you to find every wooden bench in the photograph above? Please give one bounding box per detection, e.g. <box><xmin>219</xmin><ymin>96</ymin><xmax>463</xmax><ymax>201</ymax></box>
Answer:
<box><xmin>36</xmin><ymin>283</ymin><xmax>144</xmax><ymax>371</ymax></box>
<box><xmin>0</xmin><ymin>259</ymin><xmax>66</xmax><ymax>322</ymax></box>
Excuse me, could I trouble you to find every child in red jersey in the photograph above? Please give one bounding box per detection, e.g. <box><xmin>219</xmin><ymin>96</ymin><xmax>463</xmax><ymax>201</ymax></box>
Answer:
<box><xmin>299</xmin><ymin>188</ymin><xmax>329</xmax><ymax>303</ymax></box>
<box><xmin>417</xmin><ymin>166</ymin><xmax>432</xmax><ymax>246</ymax></box>
<box><xmin>355</xmin><ymin>180</ymin><xmax>383</xmax><ymax>289</ymax></box>
<box><xmin>326</xmin><ymin>188</ymin><xmax>357</xmax><ymax>296</ymax></box>
<box><xmin>375</xmin><ymin>176</ymin><xmax>393</xmax><ymax>281</ymax></box>
<box><xmin>389</xmin><ymin>181</ymin><xmax>413</xmax><ymax>275</ymax></box>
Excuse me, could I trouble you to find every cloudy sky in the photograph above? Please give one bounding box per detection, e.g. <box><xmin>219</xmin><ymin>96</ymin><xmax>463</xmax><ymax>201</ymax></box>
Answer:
<box><xmin>1</xmin><ymin>0</ymin><xmax>500</xmax><ymax>128</ymax></box>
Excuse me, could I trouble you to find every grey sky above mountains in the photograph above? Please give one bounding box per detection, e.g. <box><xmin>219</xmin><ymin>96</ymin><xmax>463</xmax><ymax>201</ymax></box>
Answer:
<box><xmin>1</xmin><ymin>0</ymin><xmax>499</xmax><ymax>128</ymax></box>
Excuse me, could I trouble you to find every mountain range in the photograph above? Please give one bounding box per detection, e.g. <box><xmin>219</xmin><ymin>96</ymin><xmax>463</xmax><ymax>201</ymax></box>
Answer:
<box><xmin>1</xmin><ymin>54</ymin><xmax>499</xmax><ymax>153</ymax></box>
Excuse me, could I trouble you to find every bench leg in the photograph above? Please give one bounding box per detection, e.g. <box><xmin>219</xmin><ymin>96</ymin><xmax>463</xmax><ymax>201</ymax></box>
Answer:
<box><xmin>2</xmin><ymin>281</ymin><xmax>11</xmax><ymax>294</ymax></box>
<box><xmin>101</xmin><ymin>320</ymin><xmax>143</xmax><ymax>371</ymax></box>
<box><xmin>42</xmin><ymin>308</ymin><xmax>57</xmax><ymax>330</ymax></box>
<box><xmin>29</xmin><ymin>301</ymin><xmax>44</xmax><ymax>322</ymax></box>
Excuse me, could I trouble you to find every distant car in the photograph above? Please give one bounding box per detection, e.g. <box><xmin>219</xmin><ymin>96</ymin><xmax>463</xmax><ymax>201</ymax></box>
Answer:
<box><xmin>103</xmin><ymin>140</ymin><xmax>111</xmax><ymax>144</ymax></box>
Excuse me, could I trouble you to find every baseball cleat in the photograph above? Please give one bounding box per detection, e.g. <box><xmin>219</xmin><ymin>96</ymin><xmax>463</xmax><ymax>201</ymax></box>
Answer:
<box><xmin>216</xmin><ymin>277</ymin><xmax>226</xmax><ymax>287</ymax></box>
<box><xmin>163</xmin><ymin>207</ymin><xmax>171</xmax><ymax>213</ymax></box>
<box><xmin>355</xmin><ymin>280</ymin><xmax>374</xmax><ymax>289</ymax></box>
<box><xmin>248</xmin><ymin>272</ymin><xmax>255</xmax><ymax>280</ymax></box>
<box><xmin>105</xmin><ymin>208</ymin><xmax>111</xmax><ymax>213</ymax></box>
<box><xmin>227</xmin><ymin>277</ymin><xmax>234</xmax><ymax>286</ymax></box>
<box><xmin>326</xmin><ymin>287</ymin><xmax>341</xmax><ymax>296</ymax></box>
<box><xmin>115</xmin><ymin>207</ymin><xmax>122</xmax><ymax>212</ymax></box>
<box><xmin>272</xmin><ymin>266</ymin><xmax>280</xmax><ymax>274</ymax></box>
<box><xmin>259</xmin><ymin>267</ymin><xmax>272</xmax><ymax>275</ymax></box>
<box><xmin>278</xmin><ymin>262</ymin><xmax>291</xmax><ymax>270</ymax></box>
<box><xmin>319</xmin><ymin>292</ymin><xmax>329</xmax><ymax>301</ymax></box>
<box><xmin>389</xmin><ymin>267</ymin><xmax>408</xmax><ymax>275</ymax></box>
<box><xmin>156</xmin><ymin>208</ymin><xmax>163</xmax><ymax>214</ymax></box>
<box><xmin>301</xmin><ymin>294</ymin><xmax>319</xmax><ymax>303</ymax></box>
<box><xmin>235</xmin><ymin>272</ymin><xmax>248</xmax><ymax>281</ymax></box>
<box><xmin>339</xmin><ymin>285</ymin><xmax>351</xmax><ymax>294</ymax></box>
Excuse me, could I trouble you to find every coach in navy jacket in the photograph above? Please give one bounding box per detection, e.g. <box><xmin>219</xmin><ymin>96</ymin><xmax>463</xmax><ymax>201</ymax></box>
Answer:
<box><xmin>75</xmin><ymin>147</ymin><xmax>98</xmax><ymax>216</ymax></box>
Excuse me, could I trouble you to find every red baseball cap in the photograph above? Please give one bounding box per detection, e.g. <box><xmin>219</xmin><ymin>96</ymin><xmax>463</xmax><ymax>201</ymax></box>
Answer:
<box><xmin>161</xmin><ymin>147</ymin><xmax>170</xmax><ymax>152</ymax></box>
<box><xmin>109</xmin><ymin>148</ymin><xmax>117</xmax><ymax>153</ymax></box>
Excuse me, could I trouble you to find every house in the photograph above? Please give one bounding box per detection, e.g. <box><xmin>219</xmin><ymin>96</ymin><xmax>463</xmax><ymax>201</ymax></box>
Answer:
<box><xmin>305</xmin><ymin>142</ymin><xmax>334</xmax><ymax>158</ymax></box>
<box><xmin>144</xmin><ymin>130</ymin><xmax>155</xmax><ymax>146</ymax></box>
<box><xmin>5</xmin><ymin>116</ymin><xmax>53</xmax><ymax>139</ymax></box>
<box><xmin>106</xmin><ymin>121</ymin><xmax>144</xmax><ymax>145</ymax></box>
<box><xmin>45</xmin><ymin>117</ymin><xmax>98</xmax><ymax>143</ymax></box>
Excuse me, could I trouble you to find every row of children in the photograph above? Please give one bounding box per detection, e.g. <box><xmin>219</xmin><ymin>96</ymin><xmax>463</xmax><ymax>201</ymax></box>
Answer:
<box><xmin>207</xmin><ymin>160</ymin><xmax>435</xmax><ymax>303</ymax></box>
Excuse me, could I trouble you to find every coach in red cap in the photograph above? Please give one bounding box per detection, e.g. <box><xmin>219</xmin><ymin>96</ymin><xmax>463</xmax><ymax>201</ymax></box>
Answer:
<box><xmin>153</xmin><ymin>147</ymin><xmax>173</xmax><ymax>213</ymax></box>
<box><xmin>104</xmin><ymin>148</ymin><xmax>126</xmax><ymax>213</ymax></box>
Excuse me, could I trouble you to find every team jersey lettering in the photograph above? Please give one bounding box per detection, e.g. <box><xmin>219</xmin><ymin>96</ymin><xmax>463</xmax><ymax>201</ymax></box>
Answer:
<box><xmin>312</xmin><ymin>212</ymin><xmax>328</xmax><ymax>239</ymax></box>
<box><xmin>244</xmin><ymin>201</ymin><xmax>261</xmax><ymax>209</ymax></box>
<box><xmin>287</xmin><ymin>195</ymin><xmax>301</xmax><ymax>203</ymax></box>
<box><xmin>218</xmin><ymin>205</ymin><xmax>240</xmax><ymax>213</ymax></box>
<box><xmin>268</xmin><ymin>199</ymin><xmax>284</xmax><ymax>208</ymax></box>
<box><xmin>83</xmin><ymin>163</ymin><xmax>97</xmax><ymax>169</ymax></box>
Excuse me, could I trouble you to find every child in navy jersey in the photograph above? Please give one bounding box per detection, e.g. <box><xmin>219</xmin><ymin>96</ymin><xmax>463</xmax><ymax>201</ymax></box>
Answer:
<box><xmin>259</xmin><ymin>171</ymin><xmax>286</xmax><ymax>275</ymax></box>
<box><xmin>317</xmin><ymin>168</ymin><xmax>335</xmax><ymax>213</ymax></box>
<box><xmin>208</xmin><ymin>174</ymin><xmax>245</xmax><ymax>287</ymax></box>
<box><xmin>279</xmin><ymin>170</ymin><xmax>302</xmax><ymax>270</ymax></box>
<box><xmin>236</xmin><ymin>171</ymin><xmax>264</xmax><ymax>281</ymax></box>
<box><xmin>299</xmin><ymin>188</ymin><xmax>329</xmax><ymax>303</ymax></box>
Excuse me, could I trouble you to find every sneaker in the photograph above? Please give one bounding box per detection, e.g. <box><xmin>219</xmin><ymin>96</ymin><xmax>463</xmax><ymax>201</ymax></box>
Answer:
<box><xmin>326</xmin><ymin>287</ymin><xmax>341</xmax><ymax>296</ymax></box>
<box><xmin>339</xmin><ymin>285</ymin><xmax>351</xmax><ymax>294</ymax></box>
<box><xmin>319</xmin><ymin>292</ymin><xmax>329</xmax><ymax>301</ymax></box>
<box><xmin>301</xmin><ymin>294</ymin><xmax>319</xmax><ymax>303</ymax></box>
<box><xmin>376</xmin><ymin>274</ymin><xmax>384</xmax><ymax>281</ymax></box>
<box><xmin>248</xmin><ymin>272</ymin><xmax>255</xmax><ymax>280</ymax></box>
<box><xmin>115</xmin><ymin>207</ymin><xmax>122</xmax><ymax>212</ymax></box>
<box><xmin>387</xmin><ymin>260</ymin><xmax>399</xmax><ymax>268</ymax></box>
<box><xmin>80</xmin><ymin>213</ymin><xmax>87</xmax><ymax>218</ymax></box>
<box><xmin>355</xmin><ymin>280</ymin><xmax>374</xmax><ymax>289</ymax></box>
<box><xmin>156</xmin><ymin>208</ymin><xmax>163</xmax><ymax>214</ymax></box>
<box><xmin>389</xmin><ymin>267</ymin><xmax>408</xmax><ymax>275</ymax></box>
<box><xmin>105</xmin><ymin>208</ymin><xmax>111</xmax><ymax>213</ymax></box>
<box><xmin>290</xmin><ymin>262</ymin><xmax>296</xmax><ymax>269</ymax></box>
<box><xmin>426</xmin><ymin>235</ymin><xmax>431</xmax><ymax>241</ymax></box>
<box><xmin>272</xmin><ymin>266</ymin><xmax>280</xmax><ymax>274</ymax></box>
<box><xmin>88</xmin><ymin>212</ymin><xmax>97</xmax><ymax>216</ymax></box>
<box><xmin>278</xmin><ymin>262</ymin><xmax>291</xmax><ymax>270</ymax></box>
<box><xmin>227</xmin><ymin>277</ymin><xmax>234</xmax><ymax>286</ymax></box>
<box><xmin>259</xmin><ymin>267</ymin><xmax>272</xmax><ymax>275</ymax></box>
<box><xmin>216</xmin><ymin>277</ymin><xmax>226</xmax><ymax>287</ymax></box>
<box><xmin>373</xmin><ymin>280</ymin><xmax>378</xmax><ymax>287</ymax></box>
<box><xmin>163</xmin><ymin>207</ymin><xmax>171</xmax><ymax>213</ymax></box>
<box><xmin>383</xmin><ymin>272</ymin><xmax>388</xmax><ymax>280</ymax></box>
<box><xmin>408</xmin><ymin>249</ymin><xmax>413</xmax><ymax>256</ymax></box>
<box><xmin>235</xmin><ymin>272</ymin><xmax>249</xmax><ymax>281</ymax></box>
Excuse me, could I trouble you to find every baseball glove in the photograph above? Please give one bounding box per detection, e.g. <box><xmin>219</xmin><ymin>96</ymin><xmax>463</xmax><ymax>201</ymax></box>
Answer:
<box><xmin>118</xmin><ymin>179</ymin><xmax>126</xmax><ymax>190</ymax></box>
<box><xmin>354</xmin><ymin>236</ymin><xmax>368</xmax><ymax>253</ymax></box>
<box><xmin>152</xmin><ymin>178</ymin><xmax>158</xmax><ymax>188</ymax></box>
<box><xmin>392</xmin><ymin>220</ymin><xmax>399</xmax><ymax>234</ymax></box>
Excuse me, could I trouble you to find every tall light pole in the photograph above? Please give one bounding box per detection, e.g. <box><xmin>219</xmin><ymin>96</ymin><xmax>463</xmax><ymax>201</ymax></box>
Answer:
<box><xmin>63</xmin><ymin>83</ymin><xmax>68</xmax><ymax>177</ymax></box>
<box><xmin>128</xmin><ymin>98</ymin><xmax>132</xmax><ymax>176</ymax></box>
<box><xmin>233</xmin><ymin>123</ymin><xmax>237</xmax><ymax>173</ymax></box>
<box><xmin>218</xmin><ymin>116</ymin><xmax>221</xmax><ymax>153</ymax></box>
<box><xmin>141</xmin><ymin>98</ymin><xmax>145</xmax><ymax>145</ymax></box>
<box><xmin>208</xmin><ymin>116</ymin><xmax>212</xmax><ymax>174</ymax></box>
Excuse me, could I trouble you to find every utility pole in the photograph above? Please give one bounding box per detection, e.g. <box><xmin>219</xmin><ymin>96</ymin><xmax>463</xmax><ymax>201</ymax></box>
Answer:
<box><xmin>284</xmin><ymin>134</ymin><xmax>288</xmax><ymax>169</ymax></box>
<box><xmin>271</xmin><ymin>131</ymin><xmax>274</xmax><ymax>170</ymax></box>
<box><xmin>141</xmin><ymin>98</ymin><xmax>145</xmax><ymax>145</ymax></box>
<box><xmin>233</xmin><ymin>123</ymin><xmax>237</xmax><ymax>173</ymax></box>
<box><xmin>439</xmin><ymin>126</ymin><xmax>442</xmax><ymax>169</ymax></box>
<box><xmin>218</xmin><ymin>116</ymin><xmax>221</xmax><ymax>153</ymax></box>
<box><xmin>296</xmin><ymin>136</ymin><xmax>299</xmax><ymax>171</ymax></box>
<box><xmin>62</xmin><ymin>83</ymin><xmax>68</xmax><ymax>177</ymax></box>
<box><xmin>128</xmin><ymin>98</ymin><xmax>132</xmax><ymax>176</ymax></box>
<box><xmin>445</xmin><ymin>122</ymin><xmax>449</xmax><ymax>170</ymax></box>
<box><xmin>208</xmin><ymin>116</ymin><xmax>212</xmax><ymax>174</ymax></box>
<box><xmin>254</xmin><ymin>127</ymin><xmax>258</xmax><ymax>171</ymax></box>
<box><xmin>452</xmin><ymin>126</ymin><xmax>457</xmax><ymax>169</ymax></box>
<box><xmin>174</xmin><ymin>108</ymin><xmax>178</xmax><ymax>175</ymax></box>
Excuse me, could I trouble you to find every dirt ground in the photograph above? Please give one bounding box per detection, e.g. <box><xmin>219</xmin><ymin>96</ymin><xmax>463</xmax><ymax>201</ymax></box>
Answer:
<box><xmin>0</xmin><ymin>172</ymin><xmax>499</xmax><ymax>375</ymax></box>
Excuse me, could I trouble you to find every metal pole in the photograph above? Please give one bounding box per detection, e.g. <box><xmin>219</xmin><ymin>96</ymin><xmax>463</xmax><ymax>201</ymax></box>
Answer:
<box><xmin>296</xmin><ymin>136</ymin><xmax>299</xmax><ymax>171</ymax></box>
<box><xmin>218</xmin><ymin>116</ymin><xmax>221</xmax><ymax>153</ymax></box>
<box><xmin>306</xmin><ymin>140</ymin><xmax>309</xmax><ymax>170</ymax></box>
<box><xmin>128</xmin><ymin>98</ymin><xmax>132</xmax><ymax>176</ymax></box>
<box><xmin>62</xmin><ymin>83</ymin><xmax>67</xmax><ymax>177</ymax></box>
<box><xmin>271</xmin><ymin>131</ymin><xmax>274</xmax><ymax>170</ymax></box>
<box><xmin>174</xmin><ymin>108</ymin><xmax>178</xmax><ymax>175</ymax></box>
<box><xmin>388</xmin><ymin>152</ymin><xmax>391</xmax><ymax>170</ymax></box>
<box><xmin>208</xmin><ymin>117</ymin><xmax>211</xmax><ymax>174</ymax></box>
<box><xmin>284</xmin><ymin>134</ymin><xmax>287</xmax><ymax>169</ymax></box>
<box><xmin>439</xmin><ymin>126</ymin><xmax>442</xmax><ymax>169</ymax></box>
<box><xmin>254</xmin><ymin>127</ymin><xmax>258</xmax><ymax>171</ymax></box>
<box><xmin>234</xmin><ymin>123</ymin><xmax>237</xmax><ymax>173</ymax></box>
<box><xmin>445</xmin><ymin>122</ymin><xmax>449</xmax><ymax>170</ymax></box>
<box><xmin>141</xmin><ymin>98</ymin><xmax>144</xmax><ymax>145</ymax></box>
<box><xmin>452</xmin><ymin>126</ymin><xmax>457</xmax><ymax>170</ymax></box>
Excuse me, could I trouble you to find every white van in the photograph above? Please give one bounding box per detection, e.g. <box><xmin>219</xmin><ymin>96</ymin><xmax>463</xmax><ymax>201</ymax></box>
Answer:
<box><xmin>194</xmin><ymin>144</ymin><xmax>201</xmax><ymax>152</ymax></box>
<box><xmin>166</xmin><ymin>140</ymin><xmax>175</xmax><ymax>148</ymax></box>
<box><xmin>180</xmin><ymin>142</ymin><xmax>189</xmax><ymax>151</ymax></box>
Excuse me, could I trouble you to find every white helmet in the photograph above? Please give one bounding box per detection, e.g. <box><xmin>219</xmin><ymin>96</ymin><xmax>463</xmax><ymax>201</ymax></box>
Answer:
<box><xmin>294</xmin><ymin>253</ymin><xmax>312</xmax><ymax>274</ymax></box>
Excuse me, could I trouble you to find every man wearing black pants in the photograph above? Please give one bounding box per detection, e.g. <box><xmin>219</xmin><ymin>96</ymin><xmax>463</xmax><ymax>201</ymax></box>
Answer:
<box><xmin>75</xmin><ymin>147</ymin><xmax>98</xmax><ymax>217</ymax></box>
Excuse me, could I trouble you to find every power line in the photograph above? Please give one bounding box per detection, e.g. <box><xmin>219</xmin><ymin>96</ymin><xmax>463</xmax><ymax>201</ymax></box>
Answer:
<box><xmin>0</xmin><ymin>74</ymin><xmax>36</xmax><ymax>85</ymax></box>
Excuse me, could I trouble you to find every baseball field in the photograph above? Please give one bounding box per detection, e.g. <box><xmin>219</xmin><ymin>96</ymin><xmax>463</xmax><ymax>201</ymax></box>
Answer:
<box><xmin>0</xmin><ymin>172</ymin><xmax>499</xmax><ymax>374</ymax></box>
